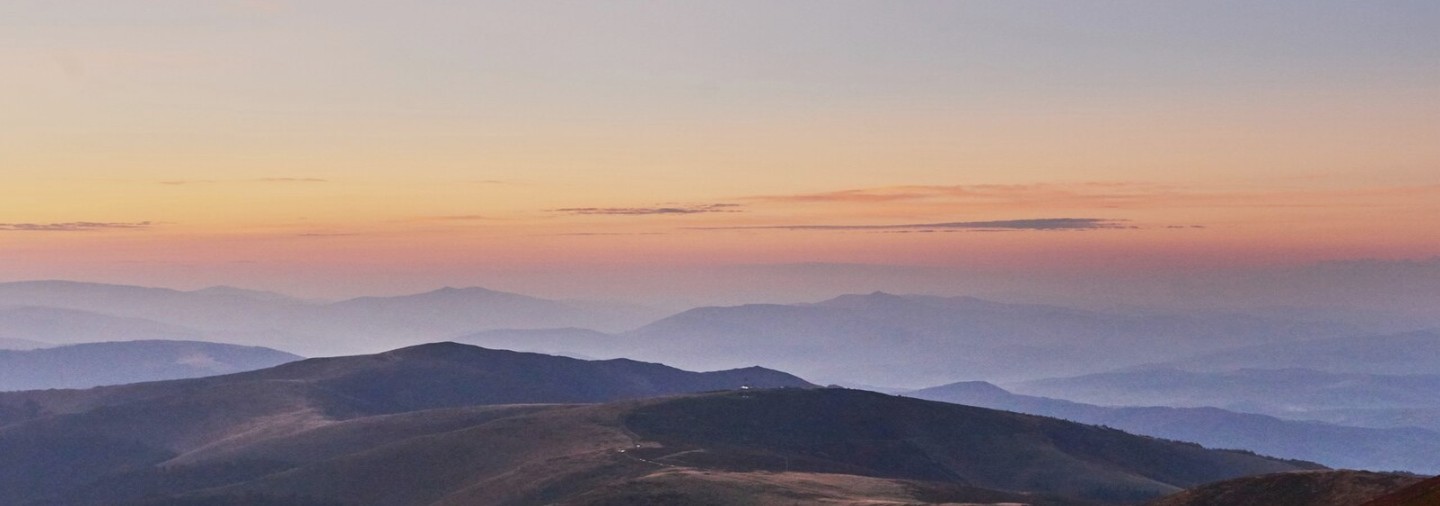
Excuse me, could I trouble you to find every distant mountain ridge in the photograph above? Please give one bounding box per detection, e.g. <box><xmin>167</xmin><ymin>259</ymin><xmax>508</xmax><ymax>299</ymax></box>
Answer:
<box><xmin>907</xmin><ymin>380</ymin><xmax>1440</xmax><ymax>473</ymax></box>
<box><xmin>1159</xmin><ymin>329</ymin><xmax>1440</xmax><ymax>375</ymax></box>
<box><xmin>620</xmin><ymin>291</ymin><xmax>1368</xmax><ymax>386</ymax></box>
<box><xmin>0</xmin><ymin>340</ymin><xmax>302</xmax><ymax>391</ymax></box>
<box><xmin>0</xmin><ymin>281</ymin><xmax>1409</xmax><ymax>387</ymax></box>
<box><xmin>0</xmin><ymin>281</ymin><xmax>661</xmax><ymax>355</ymax></box>
<box><xmin>0</xmin><ymin>306</ymin><xmax>204</xmax><ymax>346</ymax></box>
<box><xmin>1009</xmin><ymin>367</ymin><xmax>1440</xmax><ymax>415</ymax></box>
<box><xmin>0</xmin><ymin>337</ymin><xmax>49</xmax><ymax>350</ymax></box>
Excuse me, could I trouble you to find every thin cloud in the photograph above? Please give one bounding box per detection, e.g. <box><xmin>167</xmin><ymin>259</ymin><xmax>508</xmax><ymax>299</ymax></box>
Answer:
<box><xmin>255</xmin><ymin>178</ymin><xmax>328</xmax><ymax>183</ymax></box>
<box><xmin>746</xmin><ymin>183</ymin><xmax>1176</xmax><ymax>207</ymax></box>
<box><xmin>553</xmin><ymin>203</ymin><xmax>743</xmax><ymax>216</ymax></box>
<box><xmin>423</xmin><ymin>215</ymin><xmax>491</xmax><ymax>221</ymax></box>
<box><xmin>159</xmin><ymin>180</ymin><xmax>218</xmax><ymax>186</ymax></box>
<box><xmin>0</xmin><ymin>221</ymin><xmax>154</xmax><ymax>232</ymax></box>
<box><xmin>159</xmin><ymin>178</ymin><xmax>329</xmax><ymax>185</ymax></box>
<box><xmin>692</xmin><ymin>218</ymin><xmax>1131</xmax><ymax>232</ymax></box>
<box><xmin>296</xmin><ymin>232</ymin><xmax>361</xmax><ymax>238</ymax></box>
<box><xmin>744</xmin><ymin>183</ymin><xmax>1440</xmax><ymax>212</ymax></box>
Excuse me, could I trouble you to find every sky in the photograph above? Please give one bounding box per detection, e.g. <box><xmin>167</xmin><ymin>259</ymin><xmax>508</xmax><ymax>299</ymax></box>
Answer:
<box><xmin>2</xmin><ymin>1</ymin><xmax>1438</xmax><ymax>307</ymax></box>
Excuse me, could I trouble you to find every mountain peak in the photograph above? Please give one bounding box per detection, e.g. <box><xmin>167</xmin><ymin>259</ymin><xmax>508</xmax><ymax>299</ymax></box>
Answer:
<box><xmin>911</xmin><ymin>380</ymin><xmax>1011</xmax><ymax>398</ymax></box>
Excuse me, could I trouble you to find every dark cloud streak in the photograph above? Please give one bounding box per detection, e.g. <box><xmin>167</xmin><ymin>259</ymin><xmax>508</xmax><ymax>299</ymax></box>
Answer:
<box><xmin>554</xmin><ymin>203</ymin><xmax>742</xmax><ymax>216</ymax></box>
<box><xmin>0</xmin><ymin>221</ymin><xmax>155</xmax><ymax>232</ymax></box>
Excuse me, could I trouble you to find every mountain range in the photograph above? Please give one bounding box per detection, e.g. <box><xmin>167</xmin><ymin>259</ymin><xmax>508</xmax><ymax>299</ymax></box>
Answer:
<box><xmin>5</xmin><ymin>281</ymin><xmax>1419</xmax><ymax>387</ymax></box>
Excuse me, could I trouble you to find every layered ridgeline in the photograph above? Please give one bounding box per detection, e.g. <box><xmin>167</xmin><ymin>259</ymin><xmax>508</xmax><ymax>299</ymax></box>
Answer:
<box><xmin>614</xmin><ymin>292</ymin><xmax>1373</xmax><ymax>386</ymax></box>
<box><xmin>907</xmin><ymin>381</ymin><xmax>1440</xmax><ymax>474</ymax></box>
<box><xmin>1</xmin><ymin>281</ymin><xmax>1393</xmax><ymax>385</ymax></box>
<box><xmin>0</xmin><ymin>343</ymin><xmax>1318</xmax><ymax>506</ymax></box>
<box><xmin>0</xmin><ymin>306</ymin><xmax>204</xmax><ymax>349</ymax></box>
<box><xmin>0</xmin><ymin>341</ymin><xmax>302</xmax><ymax>391</ymax></box>
<box><xmin>1159</xmin><ymin>330</ymin><xmax>1440</xmax><ymax>376</ymax></box>
<box><xmin>0</xmin><ymin>281</ymin><xmax>663</xmax><ymax>356</ymax></box>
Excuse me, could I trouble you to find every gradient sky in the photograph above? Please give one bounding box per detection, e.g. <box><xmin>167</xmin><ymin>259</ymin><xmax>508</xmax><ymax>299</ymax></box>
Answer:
<box><xmin>2</xmin><ymin>1</ymin><xmax>1438</xmax><ymax>303</ymax></box>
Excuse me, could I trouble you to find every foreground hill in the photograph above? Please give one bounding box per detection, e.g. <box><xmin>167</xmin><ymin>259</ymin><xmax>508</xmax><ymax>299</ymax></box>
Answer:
<box><xmin>198</xmin><ymin>389</ymin><xmax>1316</xmax><ymax>505</ymax></box>
<box><xmin>908</xmin><ymin>381</ymin><xmax>1440</xmax><ymax>474</ymax></box>
<box><xmin>0</xmin><ymin>344</ymin><xmax>1318</xmax><ymax>505</ymax></box>
<box><xmin>1147</xmin><ymin>470</ymin><xmax>1424</xmax><ymax>506</ymax></box>
<box><xmin>1361</xmin><ymin>474</ymin><xmax>1440</xmax><ymax>506</ymax></box>
<box><xmin>0</xmin><ymin>343</ymin><xmax>812</xmax><ymax>504</ymax></box>
<box><xmin>0</xmin><ymin>340</ymin><xmax>302</xmax><ymax>391</ymax></box>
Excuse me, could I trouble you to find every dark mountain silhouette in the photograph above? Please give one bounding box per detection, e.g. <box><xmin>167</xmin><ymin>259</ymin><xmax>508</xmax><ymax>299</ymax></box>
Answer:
<box><xmin>621</xmin><ymin>291</ymin><xmax>1365</xmax><ymax>386</ymax></box>
<box><xmin>0</xmin><ymin>340</ymin><xmax>302</xmax><ymax>391</ymax></box>
<box><xmin>0</xmin><ymin>345</ymin><xmax>1318</xmax><ymax>505</ymax></box>
<box><xmin>908</xmin><ymin>381</ymin><xmax>1440</xmax><ymax>473</ymax></box>
<box><xmin>1147</xmin><ymin>470</ymin><xmax>1424</xmax><ymax>506</ymax></box>
<box><xmin>1360</xmin><ymin>474</ymin><xmax>1440</xmax><ymax>506</ymax></box>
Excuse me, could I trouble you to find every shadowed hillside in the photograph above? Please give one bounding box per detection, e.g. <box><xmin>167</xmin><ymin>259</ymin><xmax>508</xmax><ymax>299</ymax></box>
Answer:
<box><xmin>1361</xmin><ymin>474</ymin><xmax>1440</xmax><ymax>506</ymax></box>
<box><xmin>622</xmin><ymin>389</ymin><xmax>1321</xmax><ymax>503</ymax></box>
<box><xmin>1148</xmin><ymin>470</ymin><xmax>1424</xmax><ymax>506</ymax></box>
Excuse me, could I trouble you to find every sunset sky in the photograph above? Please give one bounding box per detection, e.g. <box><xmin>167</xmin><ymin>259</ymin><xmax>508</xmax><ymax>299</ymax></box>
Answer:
<box><xmin>2</xmin><ymin>1</ymin><xmax>1437</xmax><ymax>304</ymax></box>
